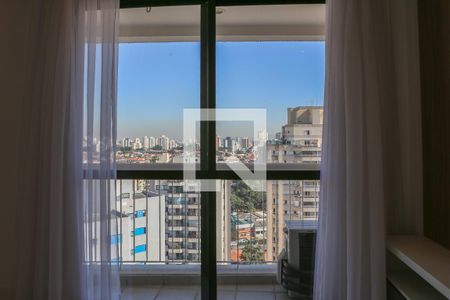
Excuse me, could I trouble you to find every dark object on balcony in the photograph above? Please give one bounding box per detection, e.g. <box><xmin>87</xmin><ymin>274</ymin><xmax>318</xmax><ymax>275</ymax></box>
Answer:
<box><xmin>278</xmin><ymin>221</ymin><xmax>317</xmax><ymax>299</ymax></box>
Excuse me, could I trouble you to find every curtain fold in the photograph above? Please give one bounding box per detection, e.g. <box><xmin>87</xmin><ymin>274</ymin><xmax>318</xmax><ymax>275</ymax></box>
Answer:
<box><xmin>83</xmin><ymin>0</ymin><xmax>120</xmax><ymax>299</ymax></box>
<box><xmin>314</xmin><ymin>0</ymin><xmax>422</xmax><ymax>299</ymax></box>
<box><xmin>15</xmin><ymin>0</ymin><xmax>120</xmax><ymax>299</ymax></box>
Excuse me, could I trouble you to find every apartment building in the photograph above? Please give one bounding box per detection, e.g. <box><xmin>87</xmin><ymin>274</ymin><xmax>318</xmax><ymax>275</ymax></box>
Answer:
<box><xmin>266</xmin><ymin>106</ymin><xmax>322</xmax><ymax>261</ymax></box>
<box><xmin>126</xmin><ymin>180</ymin><xmax>230</xmax><ymax>263</ymax></box>
<box><xmin>116</xmin><ymin>180</ymin><xmax>166</xmax><ymax>262</ymax></box>
<box><xmin>268</xmin><ymin>106</ymin><xmax>322</xmax><ymax>164</ymax></box>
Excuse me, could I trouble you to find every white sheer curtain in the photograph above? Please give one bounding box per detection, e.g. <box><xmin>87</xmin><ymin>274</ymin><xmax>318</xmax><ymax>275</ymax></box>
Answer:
<box><xmin>313</xmin><ymin>0</ymin><xmax>422</xmax><ymax>299</ymax></box>
<box><xmin>83</xmin><ymin>0</ymin><xmax>121</xmax><ymax>299</ymax></box>
<box><xmin>15</xmin><ymin>0</ymin><xmax>120</xmax><ymax>299</ymax></box>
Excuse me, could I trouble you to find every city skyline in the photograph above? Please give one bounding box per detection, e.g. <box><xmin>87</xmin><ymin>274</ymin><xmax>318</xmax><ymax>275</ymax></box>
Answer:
<box><xmin>118</xmin><ymin>41</ymin><xmax>325</xmax><ymax>140</ymax></box>
<box><xmin>113</xmin><ymin>107</ymin><xmax>323</xmax><ymax>263</ymax></box>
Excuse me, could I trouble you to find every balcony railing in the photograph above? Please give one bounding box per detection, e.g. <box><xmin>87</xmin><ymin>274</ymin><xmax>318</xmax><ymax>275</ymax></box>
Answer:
<box><xmin>112</xmin><ymin>179</ymin><xmax>320</xmax><ymax>266</ymax></box>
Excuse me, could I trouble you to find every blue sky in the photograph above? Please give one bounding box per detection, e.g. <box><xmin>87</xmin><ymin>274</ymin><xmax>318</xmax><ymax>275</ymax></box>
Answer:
<box><xmin>118</xmin><ymin>41</ymin><xmax>324</xmax><ymax>140</ymax></box>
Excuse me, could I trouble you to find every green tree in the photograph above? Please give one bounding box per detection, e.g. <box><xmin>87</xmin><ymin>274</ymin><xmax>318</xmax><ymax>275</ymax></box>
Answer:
<box><xmin>240</xmin><ymin>244</ymin><xmax>264</xmax><ymax>263</ymax></box>
<box><xmin>230</xmin><ymin>181</ymin><xmax>266</xmax><ymax>212</ymax></box>
<box><xmin>121</xmin><ymin>146</ymin><xmax>132</xmax><ymax>152</ymax></box>
<box><xmin>231</xmin><ymin>193</ymin><xmax>254</xmax><ymax>212</ymax></box>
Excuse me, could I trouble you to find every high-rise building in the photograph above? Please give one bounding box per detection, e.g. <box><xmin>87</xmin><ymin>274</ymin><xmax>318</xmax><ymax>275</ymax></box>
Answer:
<box><xmin>268</xmin><ymin>106</ymin><xmax>322</xmax><ymax>164</ymax></box>
<box><xmin>133</xmin><ymin>138</ymin><xmax>142</xmax><ymax>150</ymax></box>
<box><xmin>216</xmin><ymin>135</ymin><xmax>222</xmax><ymax>149</ymax></box>
<box><xmin>275</xmin><ymin>132</ymin><xmax>282</xmax><ymax>141</ymax></box>
<box><xmin>240</xmin><ymin>137</ymin><xmax>250</xmax><ymax>149</ymax></box>
<box><xmin>123</xmin><ymin>138</ymin><xmax>131</xmax><ymax>148</ymax></box>
<box><xmin>158</xmin><ymin>135</ymin><xmax>170</xmax><ymax>150</ymax></box>
<box><xmin>115</xmin><ymin>180</ymin><xmax>166</xmax><ymax>262</ymax></box>
<box><xmin>283</xmin><ymin>106</ymin><xmax>323</xmax><ymax>147</ymax></box>
<box><xmin>169</xmin><ymin>139</ymin><xmax>177</xmax><ymax>149</ymax></box>
<box><xmin>115</xmin><ymin>180</ymin><xmax>229</xmax><ymax>263</ymax></box>
<box><xmin>231</xmin><ymin>140</ymin><xmax>239</xmax><ymax>153</ymax></box>
<box><xmin>224</xmin><ymin>137</ymin><xmax>232</xmax><ymax>152</ymax></box>
<box><xmin>266</xmin><ymin>106</ymin><xmax>322</xmax><ymax>261</ymax></box>
<box><xmin>149</xmin><ymin>136</ymin><xmax>156</xmax><ymax>148</ymax></box>
<box><xmin>143</xmin><ymin>136</ymin><xmax>150</xmax><ymax>149</ymax></box>
<box><xmin>266</xmin><ymin>180</ymin><xmax>320</xmax><ymax>261</ymax></box>
<box><xmin>224</xmin><ymin>137</ymin><xmax>238</xmax><ymax>153</ymax></box>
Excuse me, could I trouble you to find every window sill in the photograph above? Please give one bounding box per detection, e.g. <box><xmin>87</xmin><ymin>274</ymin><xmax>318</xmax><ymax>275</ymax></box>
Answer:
<box><xmin>120</xmin><ymin>263</ymin><xmax>276</xmax><ymax>276</ymax></box>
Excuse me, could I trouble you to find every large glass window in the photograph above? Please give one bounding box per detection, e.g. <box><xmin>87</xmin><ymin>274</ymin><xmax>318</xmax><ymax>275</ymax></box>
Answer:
<box><xmin>118</xmin><ymin>6</ymin><xmax>200</xmax><ymax>168</ymax></box>
<box><xmin>216</xmin><ymin>5</ymin><xmax>325</xmax><ymax>169</ymax></box>
<box><xmin>116</xmin><ymin>5</ymin><xmax>203</xmax><ymax>294</ymax></box>
<box><xmin>116</xmin><ymin>180</ymin><xmax>201</xmax><ymax>263</ymax></box>
<box><xmin>116</xmin><ymin>1</ymin><xmax>324</xmax><ymax>298</ymax></box>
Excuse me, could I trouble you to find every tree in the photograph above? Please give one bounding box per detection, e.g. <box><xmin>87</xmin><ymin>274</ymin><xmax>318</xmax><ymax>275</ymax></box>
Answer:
<box><xmin>231</xmin><ymin>193</ymin><xmax>254</xmax><ymax>212</ymax></box>
<box><xmin>230</xmin><ymin>181</ymin><xmax>266</xmax><ymax>212</ymax></box>
<box><xmin>121</xmin><ymin>146</ymin><xmax>132</xmax><ymax>152</ymax></box>
<box><xmin>240</xmin><ymin>243</ymin><xmax>264</xmax><ymax>263</ymax></box>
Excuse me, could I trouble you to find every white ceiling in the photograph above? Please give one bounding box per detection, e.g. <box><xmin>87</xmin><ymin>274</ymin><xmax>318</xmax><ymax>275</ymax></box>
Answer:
<box><xmin>119</xmin><ymin>4</ymin><xmax>325</xmax><ymax>42</ymax></box>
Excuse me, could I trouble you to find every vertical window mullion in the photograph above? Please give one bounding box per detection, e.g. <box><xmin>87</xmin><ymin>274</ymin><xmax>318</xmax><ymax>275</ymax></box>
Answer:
<box><xmin>200</xmin><ymin>1</ymin><xmax>209</xmax><ymax>171</ymax></box>
<box><xmin>133</xmin><ymin>181</ymin><xmax>136</xmax><ymax>262</ymax></box>
<box><xmin>145</xmin><ymin>180</ymin><xmax>149</xmax><ymax>262</ymax></box>
<box><xmin>120</xmin><ymin>180</ymin><xmax>123</xmax><ymax>263</ymax></box>
<box><xmin>200</xmin><ymin>1</ymin><xmax>217</xmax><ymax>299</ymax></box>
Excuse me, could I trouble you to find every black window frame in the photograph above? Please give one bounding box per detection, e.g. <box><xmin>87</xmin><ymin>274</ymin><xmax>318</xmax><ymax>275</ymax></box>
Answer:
<box><xmin>118</xmin><ymin>1</ymin><xmax>324</xmax><ymax>298</ymax></box>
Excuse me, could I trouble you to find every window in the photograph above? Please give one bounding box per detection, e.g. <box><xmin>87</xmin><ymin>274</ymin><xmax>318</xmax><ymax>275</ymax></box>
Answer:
<box><xmin>111</xmin><ymin>234</ymin><xmax>122</xmax><ymax>245</ymax></box>
<box><xmin>118</xmin><ymin>5</ymin><xmax>200</xmax><ymax>167</ymax></box>
<box><xmin>135</xmin><ymin>210</ymin><xmax>146</xmax><ymax>218</ymax></box>
<box><xmin>131</xmin><ymin>227</ymin><xmax>146</xmax><ymax>236</ymax></box>
<box><xmin>116</xmin><ymin>0</ymin><xmax>324</xmax><ymax>297</ymax></box>
<box><xmin>131</xmin><ymin>244</ymin><xmax>147</xmax><ymax>255</ymax></box>
<box><xmin>304</xmin><ymin>212</ymin><xmax>316</xmax><ymax>217</ymax></box>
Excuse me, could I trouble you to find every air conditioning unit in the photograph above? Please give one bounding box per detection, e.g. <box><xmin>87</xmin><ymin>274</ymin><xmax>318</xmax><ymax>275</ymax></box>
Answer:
<box><xmin>277</xmin><ymin>220</ymin><xmax>318</xmax><ymax>299</ymax></box>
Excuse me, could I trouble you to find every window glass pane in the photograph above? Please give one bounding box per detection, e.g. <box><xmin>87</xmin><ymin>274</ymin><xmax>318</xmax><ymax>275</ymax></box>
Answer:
<box><xmin>135</xmin><ymin>210</ymin><xmax>146</xmax><ymax>218</ymax></box>
<box><xmin>217</xmin><ymin>179</ymin><xmax>319</xmax><ymax>269</ymax></box>
<box><xmin>116</xmin><ymin>179</ymin><xmax>202</xmax><ymax>264</ymax></box>
<box><xmin>117</xmin><ymin>6</ymin><xmax>201</xmax><ymax>169</ymax></box>
<box><xmin>115</xmin><ymin>179</ymin><xmax>318</xmax><ymax>266</ymax></box>
<box><xmin>116</xmin><ymin>179</ymin><xmax>319</xmax><ymax>264</ymax></box>
<box><xmin>117</xmin><ymin>5</ymin><xmax>202</xmax><ymax>293</ymax></box>
<box><xmin>132</xmin><ymin>227</ymin><xmax>146</xmax><ymax>236</ymax></box>
<box><xmin>133</xmin><ymin>244</ymin><xmax>147</xmax><ymax>254</ymax></box>
<box><xmin>216</xmin><ymin>4</ymin><xmax>325</xmax><ymax>169</ymax></box>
